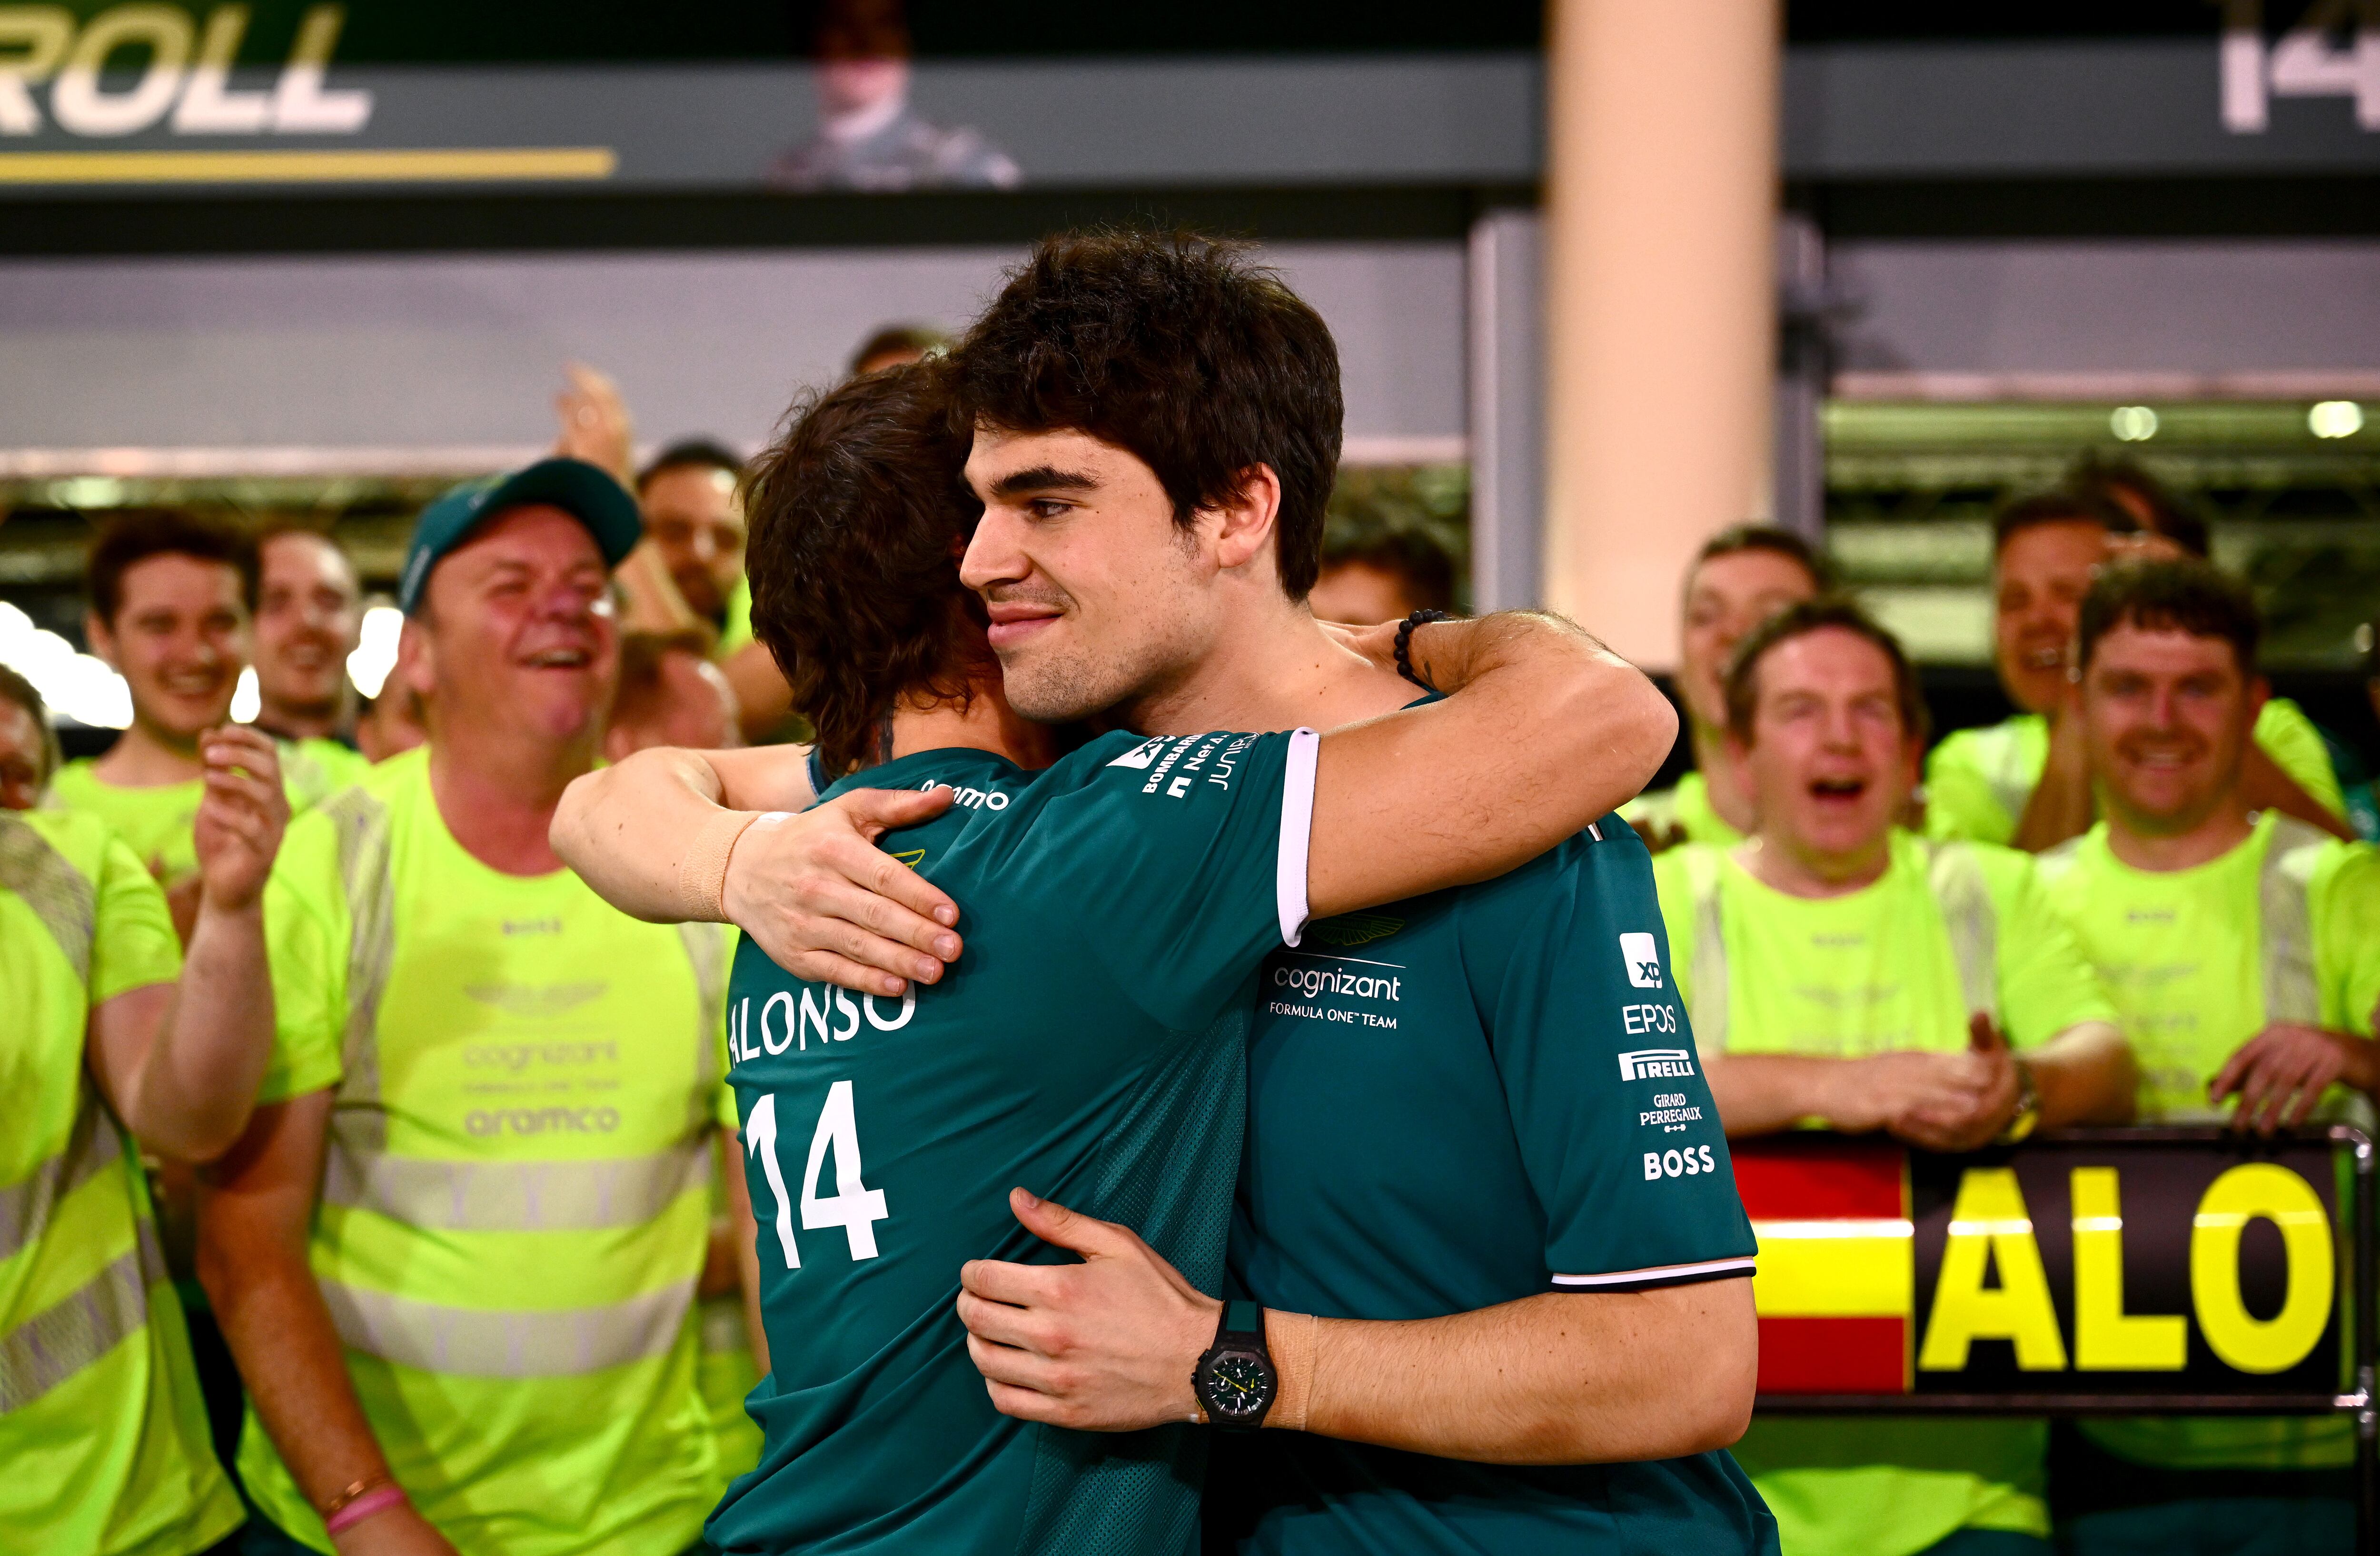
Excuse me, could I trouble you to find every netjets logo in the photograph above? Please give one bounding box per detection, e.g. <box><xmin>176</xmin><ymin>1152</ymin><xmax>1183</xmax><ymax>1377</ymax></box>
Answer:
<box><xmin>1107</xmin><ymin>737</ymin><xmax>1170</xmax><ymax>770</ymax></box>
<box><xmin>1619</xmin><ymin>932</ymin><xmax>1663</xmax><ymax>989</ymax></box>
<box><xmin>1617</xmin><ymin>1048</ymin><xmax>1695</xmax><ymax>1082</ymax></box>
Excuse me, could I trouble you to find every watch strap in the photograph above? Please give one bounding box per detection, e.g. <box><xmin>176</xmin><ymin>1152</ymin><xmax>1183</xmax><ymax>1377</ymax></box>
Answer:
<box><xmin>1220</xmin><ymin>1300</ymin><xmax>1265</xmax><ymax>1346</ymax></box>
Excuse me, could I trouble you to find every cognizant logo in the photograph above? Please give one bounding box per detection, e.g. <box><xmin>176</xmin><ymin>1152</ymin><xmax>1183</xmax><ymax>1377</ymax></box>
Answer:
<box><xmin>1616</xmin><ymin>1048</ymin><xmax>1695</xmax><ymax>1081</ymax></box>
<box><xmin>1271</xmin><ymin>963</ymin><xmax>1401</xmax><ymax>1001</ymax></box>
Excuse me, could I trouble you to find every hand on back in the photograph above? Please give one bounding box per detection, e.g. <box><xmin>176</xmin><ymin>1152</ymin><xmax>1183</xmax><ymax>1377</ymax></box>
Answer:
<box><xmin>722</xmin><ymin>787</ymin><xmax>962</xmax><ymax>997</ymax></box>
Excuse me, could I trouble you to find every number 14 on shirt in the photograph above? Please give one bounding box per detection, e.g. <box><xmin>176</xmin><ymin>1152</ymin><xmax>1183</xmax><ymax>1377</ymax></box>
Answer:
<box><xmin>746</xmin><ymin>1082</ymin><xmax>891</xmax><ymax>1269</ymax></box>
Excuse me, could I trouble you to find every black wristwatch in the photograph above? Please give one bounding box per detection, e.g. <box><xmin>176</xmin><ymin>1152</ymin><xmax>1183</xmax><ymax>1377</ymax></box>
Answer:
<box><xmin>1191</xmin><ymin>1300</ymin><xmax>1277</xmax><ymax>1430</ymax></box>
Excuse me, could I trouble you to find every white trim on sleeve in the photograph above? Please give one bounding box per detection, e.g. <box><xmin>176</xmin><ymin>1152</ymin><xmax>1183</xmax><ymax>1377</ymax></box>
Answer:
<box><xmin>1275</xmin><ymin>728</ymin><xmax>1321</xmax><ymax>948</ymax></box>
<box><xmin>1549</xmin><ymin>1256</ymin><xmax>1756</xmax><ymax>1292</ymax></box>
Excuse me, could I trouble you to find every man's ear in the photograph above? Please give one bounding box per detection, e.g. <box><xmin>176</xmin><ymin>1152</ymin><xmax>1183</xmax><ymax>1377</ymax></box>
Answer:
<box><xmin>394</xmin><ymin>615</ymin><xmax>436</xmax><ymax>698</ymax></box>
<box><xmin>84</xmin><ymin>611</ymin><xmax>120</xmax><ymax>671</ymax></box>
<box><xmin>1204</xmin><ymin>464</ymin><xmax>1283</xmax><ymax>576</ymax></box>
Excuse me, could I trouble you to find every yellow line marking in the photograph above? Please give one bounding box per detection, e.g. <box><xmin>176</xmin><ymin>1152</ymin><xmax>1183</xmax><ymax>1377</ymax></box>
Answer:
<box><xmin>0</xmin><ymin>148</ymin><xmax>617</xmax><ymax>184</ymax></box>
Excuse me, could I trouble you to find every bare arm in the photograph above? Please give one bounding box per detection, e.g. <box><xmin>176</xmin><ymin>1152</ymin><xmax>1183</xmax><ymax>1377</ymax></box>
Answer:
<box><xmin>717</xmin><ymin>1127</ymin><xmax>771</xmax><ymax>1373</ymax></box>
<box><xmin>86</xmin><ymin>726</ymin><xmax>288</xmax><ymax>1162</ymax></box>
<box><xmin>198</xmin><ymin>1093</ymin><xmax>457</xmax><ymax>1555</ymax></box>
<box><xmin>1304</xmin><ymin>613</ymin><xmax>1676</xmax><ymax>919</ymax></box>
<box><xmin>2238</xmin><ymin>743</ymin><xmax>2355</xmax><ymax>842</ymax></box>
<box><xmin>551</xmin><ymin>745</ymin><xmax>960</xmax><ymax>995</ymax></box>
<box><xmin>955</xmin><ymin>1190</ymin><xmax>1753</xmax><ymax>1464</ymax></box>
<box><xmin>1708</xmin><ymin>1016</ymin><xmax>2136</xmax><ymax>1148</ymax></box>
<box><xmin>2011</xmin><ymin>701</ymin><xmax>2096</xmax><ymax>853</ymax></box>
<box><xmin>722</xmin><ymin>643</ymin><xmax>795</xmax><ymax>744</ymax></box>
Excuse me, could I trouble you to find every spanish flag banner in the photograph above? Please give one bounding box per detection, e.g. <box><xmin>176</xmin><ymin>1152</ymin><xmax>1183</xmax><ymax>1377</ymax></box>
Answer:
<box><xmin>1735</xmin><ymin>1137</ymin><xmax>1911</xmax><ymax>1395</ymax></box>
<box><xmin>1731</xmin><ymin>1131</ymin><xmax>2351</xmax><ymax>1404</ymax></box>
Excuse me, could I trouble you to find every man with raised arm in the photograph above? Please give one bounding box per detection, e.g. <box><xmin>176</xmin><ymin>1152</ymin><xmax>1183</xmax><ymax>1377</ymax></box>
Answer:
<box><xmin>1925</xmin><ymin>492</ymin><xmax>2346</xmax><ymax>852</ymax></box>
<box><xmin>558</xmin><ymin>234</ymin><xmax>1766</xmax><ymax>1556</ymax></box>
<box><xmin>2038</xmin><ymin>560</ymin><xmax>2380</xmax><ymax>1555</ymax></box>
<box><xmin>197</xmin><ymin>459</ymin><xmax>745</xmax><ymax>1556</ymax></box>
<box><xmin>2</xmin><ymin>681</ymin><xmax>288</xmax><ymax>1556</ymax></box>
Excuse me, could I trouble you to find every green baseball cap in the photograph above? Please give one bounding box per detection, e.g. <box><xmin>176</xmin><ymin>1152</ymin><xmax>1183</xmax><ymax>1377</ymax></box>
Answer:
<box><xmin>398</xmin><ymin>457</ymin><xmax>642</xmax><ymax>614</ymax></box>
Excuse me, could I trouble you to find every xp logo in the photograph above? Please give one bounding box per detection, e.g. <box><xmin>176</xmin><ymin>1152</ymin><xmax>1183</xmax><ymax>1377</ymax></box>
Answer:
<box><xmin>1619</xmin><ymin>931</ymin><xmax>1663</xmax><ymax>989</ymax></box>
<box><xmin>1617</xmin><ymin>1048</ymin><xmax>1695</xmax><ymax>1081</ymax></box>
<box><xmin>1107</xmin><ymin>737</ymin><xmax>1170</xmax><ymax>770</ymax></box>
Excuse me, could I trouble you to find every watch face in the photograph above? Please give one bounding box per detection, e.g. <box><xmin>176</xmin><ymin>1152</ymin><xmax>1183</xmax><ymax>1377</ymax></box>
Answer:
<box><xmin>1204</xmin><ymin>1352</ymin><xmax>1273</xmax><ymax>1419</ymax></box>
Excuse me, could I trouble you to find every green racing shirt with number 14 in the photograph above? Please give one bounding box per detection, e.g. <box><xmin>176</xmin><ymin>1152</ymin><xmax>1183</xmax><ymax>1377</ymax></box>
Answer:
<box><xmin>709</xmin><ymin>727</ymin><xmax>1317</xmax><ymax>1556</ymax></box>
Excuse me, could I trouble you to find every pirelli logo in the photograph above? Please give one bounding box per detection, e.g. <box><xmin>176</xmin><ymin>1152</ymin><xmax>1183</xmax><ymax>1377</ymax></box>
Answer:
<box><xmin>1617</xmin><ymin>1048</ymin><xmax>1695</xmax><ymax>1081</ymax></box>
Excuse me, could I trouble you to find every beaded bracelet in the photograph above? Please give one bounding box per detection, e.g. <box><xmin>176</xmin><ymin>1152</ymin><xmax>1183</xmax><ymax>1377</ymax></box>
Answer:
<box><xmin>1393</xmin><ymin>609</ymin><xmax>1451</xmax><ymax>692</ymax></box>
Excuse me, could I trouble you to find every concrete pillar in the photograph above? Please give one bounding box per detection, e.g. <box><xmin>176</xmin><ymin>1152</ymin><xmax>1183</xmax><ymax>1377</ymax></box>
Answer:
<box><xmin>1541</xmin><ymin>0</ymin><xmax>1780</xmax><ymax>669</ymax></box>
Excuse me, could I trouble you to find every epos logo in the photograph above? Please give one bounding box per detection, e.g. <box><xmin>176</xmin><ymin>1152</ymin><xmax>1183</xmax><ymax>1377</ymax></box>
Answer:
<box><xmin>1618</xmin><ymin>932</ymin><xmax>1663</xmax><ymax>989</ymax></box>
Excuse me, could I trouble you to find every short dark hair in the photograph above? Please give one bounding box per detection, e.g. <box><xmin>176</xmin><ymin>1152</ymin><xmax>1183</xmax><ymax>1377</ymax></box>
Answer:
<box><xmin>637</xmin><ymin>439</ymin><xmax>746</xmax><ymax>494</ymax></box>
<box><xmin>849</xmin><ymin>325</ymin><xmax>949</xmax><ymax>377</ymax></box>
<box><xmin>743</xmin><ymin>362</ymin><xmax>979</xmax><ymax>777</ymax></box>
<box><xmin>1992</xmin><ymin>490</ymin><xmax>2135</xmax><ymax>555</ymax></box>
<box><xmin>0</xmin><ymin>660</ymin><xmax>61</xmax><ymax>785</ymax></box>
<box><xmin>86</xmin><ymin>510</ymin><xmax>258</xmax><ymax>625</ymax></box>
<box><xmin>1690</xmin><ymin>524</ymin><xmax>1833</xmax><ymax>592</ymax></box>
<box><xmin>1724</xmin><ymin>595</ymin><xmax>1929</xmax><ymax>745</ymax></box>
<box><xmin>951</xmin><ymin>229</ymin><xmax>1344</xmax><ymax>600</ymax></box>
<box><xmin>2077</xmin><ymin>559</ymin><xmax>2261</xmax><ymax>676</ymax></box>
<box><xmin>2068</xmin><ymin>453</ymin><xmax>2211</xmax><ymax>559</ymax></box>
<box><xmin>1321</xmin><ymin>472</ymin><xmax>1463</xmax><ymax>614</ymax></box>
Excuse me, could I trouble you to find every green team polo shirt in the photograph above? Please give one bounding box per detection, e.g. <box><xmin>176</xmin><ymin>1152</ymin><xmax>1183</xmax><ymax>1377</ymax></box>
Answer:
<box><xmin>1924</xmin><ymin>700</ymin><xmax>2347</xmax><ymax>847</ymax></box>
<box><xmin>2039</xmin><ymin>813</ymin><xmax>2380</xmax><ymax>1472</ymax></box>
<box><xmin>247</xmin><ymin>747</ymin><xmax>733</xmax><ymax>1556</ymax></box>
<box><xmin>50</xmin><ymin>735</ymin><xmax>370</xmax><ymax>883</ymax></box>
<box><xmin>1651</xmin><ymin>831</ymin><xmax>2117</xmax><ymax>1556</ymax></box>
<box><xmin>1620</xmin><ymin>769</ymin><xmax>1745</xmax><ymax>849</ymax></box>
<box><xmin>1209</xmin><ymin>817</ymin><xmax>1772</xmax><ymax>1556</ymax></box>
<box><xmin>711</xmin><ymin>729</ymin><xmax>1318</xmax><ymax>1556</ymax></box>
<box><xmin>1</xmin><ymin>809</ymin><xmax>243</xmax><ymax>1556</ymax></box>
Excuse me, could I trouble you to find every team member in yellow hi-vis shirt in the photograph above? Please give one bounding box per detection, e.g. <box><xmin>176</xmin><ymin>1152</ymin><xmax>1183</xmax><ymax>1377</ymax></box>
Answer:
<box><xmin>249</xmin><ymin>526</ymin><xmax>375</xmax><ymax>797</ymax></box>
<box><xmin>194</xmin><ymin>459</ymin><xmax>751</xmax><ymax>1556</ymax></box>
<box><xmin>1653</xmin><ymin>599</ymin><xmax>2137</xmax><ymax>1556</ymax></box>
<box><xmin>1623</xmin><ymin>526</ymin><xmax>1825</xmax><ymax>852</ymax></box>
<box><xmin>1924</xmin><ymin>493</ymin><xmax>2348</xmax><ymax>853</ymax></box>
<box><xmin>2036</xmin><ymin>560</ymin><xmax>2380</xmax><ymax>1556</ymax></box>
<box><xmin>2</xmin><ymin>674</ymin><xmax>289</xmax><ymax>1556</ymax></box>
<box><xmin>50</xmin><ymin>513</ymin><xmax>365</xmax><ymax>939</ymax></box>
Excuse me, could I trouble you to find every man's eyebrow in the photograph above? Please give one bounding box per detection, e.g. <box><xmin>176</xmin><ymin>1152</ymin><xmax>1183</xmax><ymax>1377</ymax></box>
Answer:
<box><xmin>987</xmin><ymin>466</ymin><xmax>1098</xmax><ymax>499</ymax></box>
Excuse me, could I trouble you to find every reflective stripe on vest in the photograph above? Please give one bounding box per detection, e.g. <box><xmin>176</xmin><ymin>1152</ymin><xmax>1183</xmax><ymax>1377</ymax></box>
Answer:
<box><xmin>0</xmin><ymin>813</ymin><xmax>97</xmax><ymax>984</ymax></box>
<box><xmin>1683</xmin><ymin>847</ymin><xmax>1729</xmax><ymax>1054</ymax></box>
<box><xmin>0</xmin><ymin>1210</ymin><xmax>166</xmax><ymax>1414</ymax></box>
<box><xmin>317</xmin><ymin>1273</ymin><xmax>696</xmax><ymax>1378</ymax></box>
<box><xmin>327</xmin><ymin>787</ymin><xmax>399</xmax><ymax>1157</ymax></box>
<box><xmin>1923</xmin><ymin>841</ymin><xmax>2000</xmax><ymax>1025</ymax></box>
<box><xmin>0</xmin><ymin>1099</ymin><xmax>123</xmax><ymax>1267</ymax></box>
<box><xmin>320</xmin><ymin>1139</ymin><xmax>709</xmax><ymax>1232</ymax></box>
<box><xmin>2257</xmin><ymin>816</ymin><xmax>2329</xmax><ymax>1027</ymax></box>
<box><xmin>1684</xmin><ymin>840</ymin><xmax>2002</xmax><ymax>1047</ymax></box>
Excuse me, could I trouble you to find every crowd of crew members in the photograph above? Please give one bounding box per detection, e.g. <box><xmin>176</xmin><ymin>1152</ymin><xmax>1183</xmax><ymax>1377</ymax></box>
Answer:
<box><xmin>2</xmin><ymin>324</ymin><xmax>2377</xmax><ymax>1556</ymax></box>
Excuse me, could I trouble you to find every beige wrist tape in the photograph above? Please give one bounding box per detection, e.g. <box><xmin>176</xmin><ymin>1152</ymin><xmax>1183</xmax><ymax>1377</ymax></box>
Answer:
<box><xmin>677</xmin><ymin>808</ymin><xmax>765</xmax><ymax>923</ymax></box>
<box><xmin>1264</xmin><ymin>1310</ymin><xmax>1319</xmax><ymax>1433</ymax></box>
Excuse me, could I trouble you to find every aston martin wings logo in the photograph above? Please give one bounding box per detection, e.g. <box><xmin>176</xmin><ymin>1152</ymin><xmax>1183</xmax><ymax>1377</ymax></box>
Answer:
<box><xmin>1302</xmin><ymin>912</ymin><xmax>1405</xmax><ymax>948</ymax></box>
<box><xmin>891</xmin><ymin>848</ymin><xmax>927</xmax><ymax>868</ymax></box>
<box><xmin>462</xmin><ymin>981</ymin><xmax>608</xmax><ymax>1016</ymax></box>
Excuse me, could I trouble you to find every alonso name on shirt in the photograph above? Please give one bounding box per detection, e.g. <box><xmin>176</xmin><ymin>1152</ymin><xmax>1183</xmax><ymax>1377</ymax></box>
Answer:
<box><xmin>728</xmin><ymin>981</ymin><xmax>917</xmax><ymax>1063</ymax></box>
